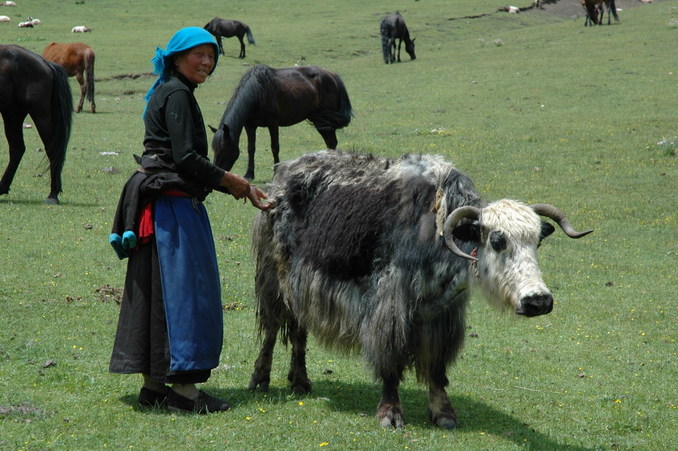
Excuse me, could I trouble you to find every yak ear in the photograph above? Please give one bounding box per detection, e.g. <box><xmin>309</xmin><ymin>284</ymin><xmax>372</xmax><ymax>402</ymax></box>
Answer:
<box><xmin>539</xmin><ymin>222</ymin><xmax>556</xmax><ymax>242</ymax></box>
<box><xmin>452</xmin><ymin>221</ymin><xmax>480</xmax><ymax>243</ymax></box>
<box><xmin>208</xmin><ymin>125</ymin><xmax>217</xmax><ymax>134</ymax></box>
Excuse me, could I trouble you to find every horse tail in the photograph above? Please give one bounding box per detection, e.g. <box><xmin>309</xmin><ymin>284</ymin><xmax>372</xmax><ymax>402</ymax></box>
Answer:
<box><xmin>47</xmin><ymin>62</ymin><xmax>73</xmax><ymax>184</ymax></box>
<box><xmin>333</xmin><ymin>74</ymin><xmax>353</xmax><ymax>129</ymax></box>
<box><xmin>246</xmin><ymin>26</ymin><xmax>255</xmax><ymax>45</ymax></box>
<box><xmin>309</xmin><ymin>73</ymin><xmax>353</xmax><ymax>131</ymax></box>
<box><xmin>84</xmin><ymin>48</ymin><xmax>95</xmax><ymax>103</ymax></box>
<box><xmin>608</xmin><ymin>0</ymin><xmax>619</xmax><ymax>21</ymax></box>
<box><xmin>380</xmin><ymin>20</ymin><xmax>390</xmax><ymax>64</ymax></box>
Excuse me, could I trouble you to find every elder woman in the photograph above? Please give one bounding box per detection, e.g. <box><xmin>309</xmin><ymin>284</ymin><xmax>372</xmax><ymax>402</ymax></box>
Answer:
<box><xmin>109</xmin><ymin>27</ymin><xmax>269</xmax><ymax>414</ymax></box>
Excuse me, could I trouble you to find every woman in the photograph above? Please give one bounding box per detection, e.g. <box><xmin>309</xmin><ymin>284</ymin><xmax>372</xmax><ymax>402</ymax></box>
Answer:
<box><xmin>109</xmin><ymin>27</ymin><xmax>269</xmax><ymax>414</ymax></box>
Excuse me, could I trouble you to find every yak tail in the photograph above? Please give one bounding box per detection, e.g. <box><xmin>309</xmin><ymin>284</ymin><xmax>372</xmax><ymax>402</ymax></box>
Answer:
<box><xmin>84</xmin><ymin>48</ymin><xmax>95</xmax><ymax>103</ymax></box>
<box><xmin>47</xmin><ymin>62</ymin><xmax>73</xmax><ymax>183</ymax></box>
<box><xmin>246</xmin><ymin>26</ymin><xmax>255</xmax><ymax>45</ymax></box>
<box><xmin>380</xmin><ymin>22</ymin><xmax>390</xmax><ymax>64</ymax></box>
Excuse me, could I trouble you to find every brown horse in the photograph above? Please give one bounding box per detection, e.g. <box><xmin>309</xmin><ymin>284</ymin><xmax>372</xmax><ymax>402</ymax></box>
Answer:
<box><xmin>203</xmin><ymin>17</ymin><xmax>255</xmax><ymax>58</ymax></box>
<box><xmin>42</xmin><ymin>42</ymin><xmax>96</xmax><ymax>113</ymax></box>
<box><xmin>0</xmin><ymin>45</ymin><xmax>72</xmax><ymax>204</ymax></box>
<box><xmin>211</xmin><ymin>65</ymin><xmax>353</xmax><ymax>180</ymax></box>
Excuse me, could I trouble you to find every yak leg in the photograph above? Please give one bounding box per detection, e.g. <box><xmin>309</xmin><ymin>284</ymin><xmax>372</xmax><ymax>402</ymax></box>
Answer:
<box><xmin>287</xmin><ymin>321</ymin><xmax>312</xmax><ymax>394</ymax></box>
<box><xmin>377</xmin><ymin>374</ymin><xmax>405</xmax><ymax>428</ymax></box>
<box><xmin>248</xmin><ymin>321</ymin><xmax>279</xmax><ymax>392</ymax></box>
<box><xmin>318</xmin><ymin>129</ymin><xmax>338</xmax><ymax>150</ymax></box>
<box><xmin>389</xmin><ymin>39</ymin><xmax>396</xmax><ymax>63</ymax></box>
<box><xmin>244</xmin><ymin>124</ymin><xmax>258</xmax><ymax>180</ymax></box>
<box><xmin>397</xmin><ymin>39</ymin><xmax>402</xmax><ymax>62</ymax></box>
<box><xmin>427</xmin><ymin>369</ymin><xmax>458</xmax><ymax>429</ymax></box>
<box><xmin>0</xmin><ymin>112</ymin><xmax>28</xmax><ymax>196</ymax></box>
<box><xmin>74</xmin><ymin>72</ymin><xmax>86</xmax><ymax>113</ymax></box>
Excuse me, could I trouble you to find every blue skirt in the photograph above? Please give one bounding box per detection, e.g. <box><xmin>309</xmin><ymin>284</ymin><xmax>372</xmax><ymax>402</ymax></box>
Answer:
<box><xmin>154</xmin><ymin>196</ymin><xmax>223</xmax><ymax>372</ymax></box>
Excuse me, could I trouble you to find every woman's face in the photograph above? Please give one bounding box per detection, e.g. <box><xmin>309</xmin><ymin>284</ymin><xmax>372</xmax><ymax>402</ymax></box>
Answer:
<box><xmin>175</xmin><ymin>44</ymin><xmax>216</xmax><ymax>85</ymax></box>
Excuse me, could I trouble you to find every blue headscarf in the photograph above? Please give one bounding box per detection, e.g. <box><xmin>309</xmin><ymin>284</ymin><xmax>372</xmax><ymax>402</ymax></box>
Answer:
<box><xmin>144</xmin><ymin>27</ymin><xmax>219</xmax><ymax>104</ymax></box>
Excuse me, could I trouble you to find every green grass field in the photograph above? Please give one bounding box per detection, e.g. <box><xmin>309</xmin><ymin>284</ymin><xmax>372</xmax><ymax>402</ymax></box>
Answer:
<box><xmin>1</xmin><ymin>0</ymin><xmax>676</xmax><ymax>449</ymax></box>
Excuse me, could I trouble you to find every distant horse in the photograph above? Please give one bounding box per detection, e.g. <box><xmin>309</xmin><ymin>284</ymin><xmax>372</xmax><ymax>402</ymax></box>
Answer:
<box><xmin>0</xmin><ymin>45</ymin><xmax>73</xmax><ymax>204</ymax></box>
<box><xmin>580</xmin><ymin>0</ymin><xmax>619</xmax><ymax>25</ymax></box>
<box><xmin>204</xmin><ymin>17</ymin><xmax>255</xmax><ymax>58</ymax></box>
<box><xmin>380</xmin><ymin>12</ymin><xmax>416</xmax><ymax>64</ymax></box>
<box><xmin>211</xmin><ymin>65</ymin><xmax>353</xmax><ymax>180</ymax></box>
<box><xmin>43</xmin><ymin>42</ymin><xmax>96</xmax><ymax>113</ymax></box>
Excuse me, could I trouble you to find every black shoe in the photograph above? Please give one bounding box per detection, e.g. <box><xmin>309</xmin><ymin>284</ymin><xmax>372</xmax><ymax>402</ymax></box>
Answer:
<box><xmin>167</xmin><ymin>389</ymin><xmax>230</xmax><ymax>414</ymax></box>
<box><xmin>138</xmin><ymin>386</ymin><xmax>171</xmax><ymax>407</ymax></box>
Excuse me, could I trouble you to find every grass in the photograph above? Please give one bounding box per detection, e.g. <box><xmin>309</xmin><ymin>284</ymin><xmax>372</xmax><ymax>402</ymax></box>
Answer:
<box><xmin>1</xmin><ymin>0</ymin><xmax>677</xmax><ymax>449</ymax></box>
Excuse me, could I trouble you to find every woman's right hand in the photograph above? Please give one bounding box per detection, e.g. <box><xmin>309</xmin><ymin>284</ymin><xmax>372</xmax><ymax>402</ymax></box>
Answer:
<box><xmin>219</xmin><ymin>171</ymin><xmax>250</xmax><ymax>199</ymax></box>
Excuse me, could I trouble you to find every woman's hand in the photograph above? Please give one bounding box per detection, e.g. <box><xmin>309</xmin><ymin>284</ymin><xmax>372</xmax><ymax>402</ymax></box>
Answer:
<box><xmin>219</xmin><ymin>171</ymin><xmax>251</xmax><ymax>199</ymax></box>
<box><xmin>219</xmin><ymin>171</ymin><xmax>271</xmax><ymax>210</ymax></box>
<box><xmin>245</xmin><ymin>185</ymin><xmax>271</xmax><ymax>211</ymax></box>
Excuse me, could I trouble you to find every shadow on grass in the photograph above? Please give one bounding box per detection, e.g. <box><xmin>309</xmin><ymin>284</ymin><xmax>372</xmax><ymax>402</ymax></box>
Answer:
<box><xmin>118</xmin><ymin>380</ymin><xmax>593</xmax><ymax>450</ymax></box>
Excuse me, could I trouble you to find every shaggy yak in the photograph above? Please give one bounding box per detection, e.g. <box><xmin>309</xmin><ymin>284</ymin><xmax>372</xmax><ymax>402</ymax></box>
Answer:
<box><xmin>248</xmin><ymin>150</ymin><xmax>592</xmax><ymax>428</ymax></box>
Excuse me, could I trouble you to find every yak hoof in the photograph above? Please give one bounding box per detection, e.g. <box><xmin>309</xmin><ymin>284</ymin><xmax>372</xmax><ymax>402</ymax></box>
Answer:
<box><xmin>247</xmin><ymin>377</ymin><xmax>269</xmax><ymax>392</ymax></box>
<box><xmin>45</xmin><ymin>197</ymin><xmax>59</xmax><ymax>205</ymax></box>
<box><xmin>377</xmin><ymin>403</ymin><xmax>405</xmax><ymax>428</ymax></box>
<box><xmin>430</xmin><ymin>408</ymin><xmax>458</xmax><ymax>429</ymax></box>
<box><xmin>290</xmin><ymin>379</ymin><xmax>312</xmax><ymax>395</ymax></box>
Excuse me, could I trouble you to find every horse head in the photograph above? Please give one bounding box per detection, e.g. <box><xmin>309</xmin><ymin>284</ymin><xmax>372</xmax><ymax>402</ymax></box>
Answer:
<box><xmin>406</xmin><ymin>37</ymin><xmax>416</xmax><ymax>60</ymax></box>
<box><xmin>210</xmin><ymin>123</ymin><xmax>240</xmax><ymax>171</ymax></box>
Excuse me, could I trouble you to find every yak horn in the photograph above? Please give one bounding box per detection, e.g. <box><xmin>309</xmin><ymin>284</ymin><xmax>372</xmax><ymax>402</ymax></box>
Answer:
<box><xmin>443</xmin><ymin>205</ymin><xmax>481</xmax><ymax>261</ymax></box>
<box><xmin>530</xmin><ymin>203</ymin><xmax>593</xmax><ymax>239</ymax></box>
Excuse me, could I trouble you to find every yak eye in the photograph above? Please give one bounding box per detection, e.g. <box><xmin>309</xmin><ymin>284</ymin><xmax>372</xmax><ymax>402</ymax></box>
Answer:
<box><xmin>489</xmin><ymin>231</ymin><xmax>507</xmax><ymax>252</ymax></box>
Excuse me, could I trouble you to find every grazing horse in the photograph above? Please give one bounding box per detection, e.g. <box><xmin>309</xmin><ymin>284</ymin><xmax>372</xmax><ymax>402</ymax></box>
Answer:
<box><xmin>204</xmin><ymin>17</ymin><xmax>255</xmax><ymax>58</ymax></box>
<box><xmin>380</xmin><ymin>12</ymin><xmax>416</xmax><ymax>64</ymax></box>
<box><xmin>580</xmin><ymin>0</ymin><xmax>619</xmax><ymax>25</ymax></box>
<box><xmin>211</xmin><ymin>65</ymin><xmax>353</xmax><ymax>180</ymax></box>
<box><xmin>42</xmin><ymin>42</ymin><xmax>96</xmax><ymax>113</ymax></box>
<box><xmin>0</xmin><ymin>45</ymin><xmax>73</xmax><ymax>204</ymax></box>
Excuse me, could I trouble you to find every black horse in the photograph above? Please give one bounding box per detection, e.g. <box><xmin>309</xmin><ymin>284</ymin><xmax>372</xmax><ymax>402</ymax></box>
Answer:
<box><xmin>0</xmin><ymin>45</ymin><xmax>73</xmax><ymax>204</ymax></box>
<box><xmin>211</xmin><ymin>65</ymin><xmax>353</xmax><ymax>180</ymax></box>
<box><xmin>204</xmin><ymin>17</ymin><xmax>255</xmax><ymax>58</ymax></box>
<box><xmin>380</xmin><ymin>12</ymin><xmax>416</xmax><ymax>64</ymax></box>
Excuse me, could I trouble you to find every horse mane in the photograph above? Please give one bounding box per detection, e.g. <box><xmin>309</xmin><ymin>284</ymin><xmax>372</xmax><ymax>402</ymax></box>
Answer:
<box><xmin>220</xmin><ymin>65</ymin><xmax>277</xmax><ymax>137</ymax></box>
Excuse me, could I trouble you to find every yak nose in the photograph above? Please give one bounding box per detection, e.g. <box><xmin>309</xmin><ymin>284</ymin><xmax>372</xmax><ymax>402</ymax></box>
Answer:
<box><xmin>516</xmin><ymin>293</ymin><xmax>553</xmax><ymax>317</ymax></box>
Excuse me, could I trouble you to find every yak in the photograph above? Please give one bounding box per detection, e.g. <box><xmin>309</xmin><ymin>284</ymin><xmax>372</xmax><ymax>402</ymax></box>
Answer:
<box><xmin>248</xmin><ymin>150</ymin><xmax>592</xmax><ymax>428</ymax></box>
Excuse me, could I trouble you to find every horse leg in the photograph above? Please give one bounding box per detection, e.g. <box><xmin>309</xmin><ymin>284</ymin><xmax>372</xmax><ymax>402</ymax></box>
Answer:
<box><xmin>0</xmin><ymin>113</ymin><xmax>28</xmax><ymax>196</ymax></box>
<box><xmin>318</xmin><ymin>130</ymin><xmax>338</xmax><ymax>150</ymax></box>
<box><xmin>32</xmin><ymin>114</ymin><xmax>62</xmax><ymax>204</ymax></box>
<box><xmin>216</xmin><ymin>36</ymin><xmax>225</xmax><ymax>56</ymax></box>
<box><xmin>268</xmin><ymin>126</ymin><xmax>281</xmax><ymax>170</ymax></box>
<box><xmin>75</xmin><ymin>72</ymin><xmax>86</xmax><ymax>113</ymax></box>
<box><xmin>244</xmin><ymin>124</ymin><xmax>257</xmax><ymax>180</ymax></box>
<box><xmin>427</xmin><ymin>363</ymin><xmax>458</xmax><ymax>429</ymax></box>
<box><xmin>377</xmin><ymin>374</ymin><xmax>405</xmax><ymax>428</ymax></box>
<box><xmin>287</xmin><ymin>320</ymin><xmax>311</xmax><ymax>394</ymax></box>
<box><xmin>238</xmin><ymin>36</ymin><xmax>246</xmax><ymax>58</ymax></box>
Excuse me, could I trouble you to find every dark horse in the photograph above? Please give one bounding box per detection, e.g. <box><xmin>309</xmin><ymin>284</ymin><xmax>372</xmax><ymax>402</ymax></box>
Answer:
<box><xmin>204</xmin><ymin>17</ymin><xmax>255</xmax><ymax>58</ymax></box>
<box><xmin>42</xmin><ymin>42</ymin><xmax>96</xmax><ymax>113</ymax></box>
<box><xmin>380</xmin><ymin>12</ymin><xmax>416</xmax><ymax>64</ymax></box>
<box><xmin>580</xmin><ymin>0</ymin><xmax>619</xmax><ymax>26</ymax></box>
<box><xmin>0</xmin><ymin>45</ymin><xmax>73</xmax><ymax>204</ymax></box>
<box><xmin>211</xmin><ymin>65</ymin><xmax>353</xmax><ymax>180</ymax></box>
